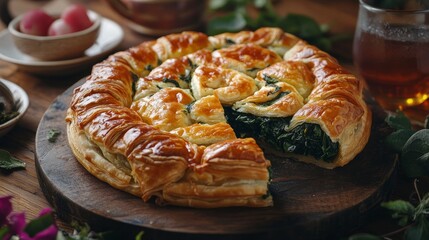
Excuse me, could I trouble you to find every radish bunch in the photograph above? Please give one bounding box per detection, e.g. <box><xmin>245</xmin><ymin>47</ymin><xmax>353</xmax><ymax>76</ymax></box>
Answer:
<box><xmin>19</xmin><ymin>4</ymin><xmax>93</xmax><ymax>36</ymax></box>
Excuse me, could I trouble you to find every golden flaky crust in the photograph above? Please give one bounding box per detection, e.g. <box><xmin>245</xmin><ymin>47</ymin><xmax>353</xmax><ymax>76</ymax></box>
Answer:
<box><xmin>66</xmin><ymin>28</ymin><xmax>371</xmax><ymax>208</ymax></box>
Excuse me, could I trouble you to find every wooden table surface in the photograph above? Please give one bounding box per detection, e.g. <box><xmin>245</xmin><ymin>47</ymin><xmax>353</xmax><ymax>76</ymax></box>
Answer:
<box><xmin>0</xmin><ymin>0</ymin><xmax>428</xmax><ymax>239</ymax></box>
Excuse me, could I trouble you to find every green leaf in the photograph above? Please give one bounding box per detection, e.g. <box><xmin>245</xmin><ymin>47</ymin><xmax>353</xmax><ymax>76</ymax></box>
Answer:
<box><xmin>347</xmin><ymin>233</ymin><xmax>382</xmax><ymax>240</ymax></box>
<box><xmin>280</xmin><ymin>14</ymin><xmax>323</xmax><ymax>39</ymax></box>
<box><xmin>24</xmin><ymin>214</ymin><xmax>54</xmax><ymax>237</ymax></box>
<box><xmin>209</xmin><ymin>0</ymin><xmax>230</xmax><ymax>9</ymax></box>
<box><xmin>385</xmin><ymin>129</ymin><xmax>415</xmax><ymax>153</ymax></box>
<box><xmin>385</xmin><ymin>111</ymin><xmax>413</xmax><ymax>131</ymax></box>
<box><xmin>381</xmin><ymin>200</ymin><xmax>416</xmax><ymax>226</ymax></box>
<box><xmin>0</xmin><ymin>226</ymin><xmax>9</xmax><ymax>239</ymax></box>
<box><xmin>0</xmin><ymin>149</ymin><xmax>26</xmax><ymax>170</ymax></box>
<box><xmin>311</xmin><ymin>37</ymin><xmax>332</xmax><ymax>52</ymax></box>
<box><xmin>401</xmin><ymin>129</ymin><xmax>429</xmax><ymax>178</ymax></box>
<box><xmin>48</xmin><ymin>129</ymin><xmax>61</xmax><ymax>143</ymax></box>
<box><xmin>207</xmin><ymin>12</ymin><xmax>247</xmax><ymax>35</ymax></box>
<box><xmin>135</xmin><ymin>231</ymin><xmax>145</xmax><ymax>240</ymax></box>
<box><xmin>249</xmin><ymin>10</ymin><xmax>280</xmax><ymax>29</ymax></box>
<box><xmin>404</xmin><ymin>216</ymin><xmax>429</xmax><ymax>240</ymax></box>
<box><xmin>253</xmin><ymin>0</ymin><xmax>268</xmax><ymax>8</ymax></box>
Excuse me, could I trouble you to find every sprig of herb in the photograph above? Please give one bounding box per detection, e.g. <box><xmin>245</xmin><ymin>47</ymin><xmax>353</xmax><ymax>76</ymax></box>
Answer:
<box><xmin>349</xmin><ymin>183</ymin><xmax>429</xmax><ymax>240</ymax></box>
<box><xmin>207</xmin><ymin>0</ymin><xmax>341</xmax><ymax>51</ymax></box>
<box><xmin>348</xmin><ymin>112</ymin><xmax>429</xmax><ymax>240</ymax></box>
<box><xmin>382</xmin><ymin>186</ymin><xmax>429</xmax><ymax>240</ymax></box>
<box><xmin>0</xmin><ymin>149</ymin><xmax>25</xmax><ymax>171</ymax></box>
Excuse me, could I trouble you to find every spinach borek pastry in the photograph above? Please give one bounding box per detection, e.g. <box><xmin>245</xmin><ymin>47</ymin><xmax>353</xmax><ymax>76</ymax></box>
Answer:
<box><xmin>66</xmin><ymin>28</ymin><xmax>371</xmax><ymax>208</ymax></box>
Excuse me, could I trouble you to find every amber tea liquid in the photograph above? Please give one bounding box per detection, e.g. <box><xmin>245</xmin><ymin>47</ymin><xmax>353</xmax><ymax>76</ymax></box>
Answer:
<box><xmin>354</xmin><ymin>24</ymin><xmax>429</xmax><ymax>110</ymax></box>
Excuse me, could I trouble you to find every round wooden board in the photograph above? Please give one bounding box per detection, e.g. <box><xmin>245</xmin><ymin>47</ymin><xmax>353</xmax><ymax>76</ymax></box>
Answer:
<box><xmin>35</xmin><ymin>79</ymin><xmax>397</xmax><ymax>240</ymax></box>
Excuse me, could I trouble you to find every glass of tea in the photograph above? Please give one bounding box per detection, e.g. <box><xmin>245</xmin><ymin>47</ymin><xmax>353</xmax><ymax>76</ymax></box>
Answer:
<box><xmin>353</xmin><ymin>0</ymin><xmax>429</xmax><ymax>112</ymax></box>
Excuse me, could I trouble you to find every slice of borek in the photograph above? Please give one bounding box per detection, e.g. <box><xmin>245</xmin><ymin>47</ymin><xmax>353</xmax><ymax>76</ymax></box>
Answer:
<box><xmin>226</xmin><ymin>58</ymin><xmax>371</xmax><ymax>169</ymax></box>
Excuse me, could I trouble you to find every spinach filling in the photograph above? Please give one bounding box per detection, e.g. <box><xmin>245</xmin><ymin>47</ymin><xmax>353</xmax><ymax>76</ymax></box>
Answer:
<box><xmin>131</xmin><ymin>72</ymin><xmax>139</xmax><ymax>96</ymax></box>
<box><xmin>278</xmin><ymin>123</ymin><xmax>339</xmax><ymax>162</ymax></box>
<box><xmin>224</xmin><ymin>108</ymin><xmax>339</xmax><ymax>162</ymax></box>
<box><xmin>225</xmin><ymin>38</ymin><xmax>236</xmax><ymax>45</ymax></box>
<box><xmin>162</xmin><ymin>78</ymin><xmax>180</xmax><ymax>87</ymax></box>
<box><xmin>262</xmin><ymin>74</ymin><xmax>279</xmax><ymax>84</ymax></box>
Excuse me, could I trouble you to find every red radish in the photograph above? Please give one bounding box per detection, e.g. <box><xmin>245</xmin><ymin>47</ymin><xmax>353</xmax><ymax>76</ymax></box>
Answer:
<box><xmin>60</xmin><ymin>4</ymin><xmax>93</xmax><ymax>32</ymax></box>
<box><xmin>19</xmin><ymin>4</ymin><xmax>94</xmax><ymax>36</ymax></box>
<box><xmin>48</xmin><ymin>19</ymin><xmax>74</xmax><ymax>36</ymax></box>
<box><xmin>19</xmin><ymin>9</ymin><xmax>54</xmax><ymax>36</ymax></box>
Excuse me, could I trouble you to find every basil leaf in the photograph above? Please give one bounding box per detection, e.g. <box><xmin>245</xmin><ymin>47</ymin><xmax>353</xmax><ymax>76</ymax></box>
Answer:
<box><xmin>385</xmin><ymin>129</ymin><xmax>415</xmax><ymax>153</ymax></box>
<box><xmin>347</xmin><ymin>233</ymin><xmax>383</xmax><ymax>240</ymax></box>
<box><xmin>0</xmin><ymin>149</ymin><xmax>25</xmax><ymax>170</ymax></box>
<box><xmin>207</xmin><ymin>12</ymin><xmax>247</xmax><ymax>35</ymax></box>
<box><xmin>401</xmin><ymin>129</ymin><xmax>429</xmax><ymax>178</ymax></box>
<box><xmin>381</xmin><ymin>200</ymin><xmax>416</xmax><ymax>226</ymax></box>
<box><xmin>385</xmin><ymin>111</ymin><xmax>413</xmax><ymax>131</ymax></box>
<box><xmin>404</xmin><ymin>216</ymin><xmax>429</xmax><ymax>240</ymax></box>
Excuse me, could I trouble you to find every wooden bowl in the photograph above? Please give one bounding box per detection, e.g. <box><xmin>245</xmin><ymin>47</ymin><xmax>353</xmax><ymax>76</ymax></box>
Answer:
<box><xmin>105</xmin><ymin>0</ymin><xmax>207</xmax><ymax>36</ymax></box>
<box><xmin>8</xmin><ymin>11</ymin><xmax>101</xmax><ymax>61</ymax></box>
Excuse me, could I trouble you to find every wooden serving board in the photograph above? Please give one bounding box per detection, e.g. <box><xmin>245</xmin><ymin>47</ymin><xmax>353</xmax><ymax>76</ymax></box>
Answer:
<box><xmin>35</xmin><ymin>79</ymin><xmax>397</xmax><ymax>240</ymax></box>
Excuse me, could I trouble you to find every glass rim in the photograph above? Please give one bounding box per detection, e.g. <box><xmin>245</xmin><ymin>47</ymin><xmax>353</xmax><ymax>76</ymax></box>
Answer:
<box><xmin>359</xmin><ymin>0</ymin><xmax>429</xmax><ymax>14</ymax></box>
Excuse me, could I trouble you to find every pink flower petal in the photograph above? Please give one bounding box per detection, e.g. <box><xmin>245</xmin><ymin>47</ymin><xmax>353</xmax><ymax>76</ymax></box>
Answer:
<box><xmin>8</xmin><ymin>212</ymin><xmax>26</xmax><ymax>234</ymax></box>
<box><xmin>32</xmin><ymin>225</ymin><xmax>58</xmax><ymax>240</ymax></box>
<box><xmin>37</xmin><ymin>208</ymin><xmax>53</xmax><ymax>217</ymax></box>
<box><xmin>16</xmin><ymin>231</ymin><xmax>31</xmax><ymax>240</ymax></box>
<box><xmin>0</xmin><ymin>196</ymin><xmax>13</xmax><ymax>225</ymax></box>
